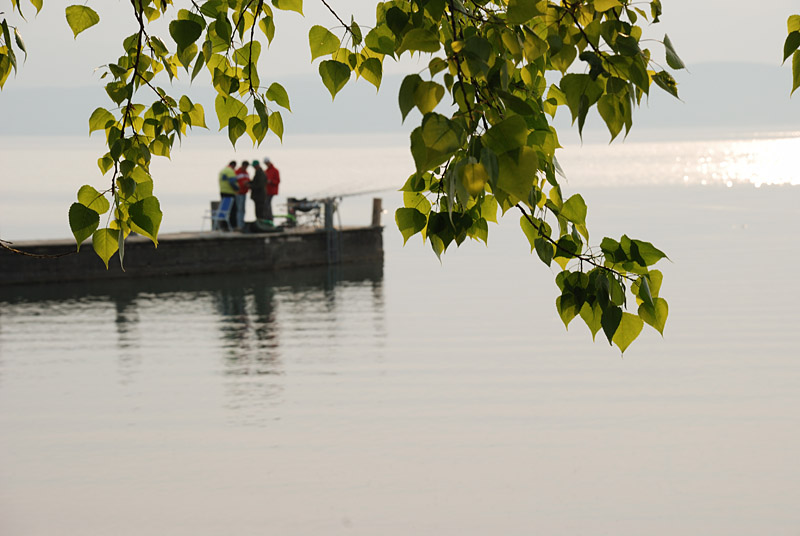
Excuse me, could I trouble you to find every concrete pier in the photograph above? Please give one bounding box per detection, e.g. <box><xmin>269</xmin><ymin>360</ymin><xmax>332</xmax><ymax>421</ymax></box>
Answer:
<box><xmin>0</xmin><ymin>226</ymin><xmax>383</xmax><ymax>286</ymax></box>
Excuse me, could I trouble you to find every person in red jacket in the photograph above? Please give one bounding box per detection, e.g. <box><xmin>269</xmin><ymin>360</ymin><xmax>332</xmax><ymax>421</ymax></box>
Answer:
<box><xmin>234</xmin><ymin>161</ymin><xmax>251</xmax><ymax>230</ymax></box>
<box><xmin>264</xmin><ymin>157</ymin><xmax>280</xmax><ymax>223</ymax></box>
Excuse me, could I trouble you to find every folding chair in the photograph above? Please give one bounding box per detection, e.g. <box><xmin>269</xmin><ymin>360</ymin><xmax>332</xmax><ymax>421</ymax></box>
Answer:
<box><xmin>210</xmin><ymin>196</ymin><xmax>234</xmax><ymax>231</ymax></box>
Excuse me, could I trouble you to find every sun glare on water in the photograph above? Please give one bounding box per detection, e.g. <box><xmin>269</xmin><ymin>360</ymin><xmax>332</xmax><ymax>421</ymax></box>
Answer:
<box><xmin>558</xmin><ymin>132</ymin><xmax>800</xmax><ymax>188</ymax></box>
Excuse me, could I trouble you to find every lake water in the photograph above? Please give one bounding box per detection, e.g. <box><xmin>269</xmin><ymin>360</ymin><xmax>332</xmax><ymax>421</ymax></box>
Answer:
<box><xmin>1</xmin><ymin>131</ymin><xmax>800</xmax><ymax>535</ymax></box>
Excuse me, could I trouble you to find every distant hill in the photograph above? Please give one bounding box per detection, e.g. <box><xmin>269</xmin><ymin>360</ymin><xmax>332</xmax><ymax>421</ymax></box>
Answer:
<box><xmin>2</xmin><ymin>62</ymin><xmax>798</xmax><ymax>138</ymax></box>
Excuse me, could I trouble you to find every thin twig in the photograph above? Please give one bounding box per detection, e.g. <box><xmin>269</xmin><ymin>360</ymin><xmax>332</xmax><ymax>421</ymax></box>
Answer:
<box><xmin>515</xmin><ymin>203</ymin><xmax>635</xmax><ymax>281</ymax></box>
<box><xmin>319</xmin><ymin>0</ymin><xmax>349</xmax><ymax>30</ymax></box>
<box><xmin>447</xmin><ymin>0</ymin><xmax>476</xmax><ymax>126</ymax></box>
<box><xmin>0</xmin><ymin>240</ymin><xmax>76</xmax><ymax>259</ymax></box>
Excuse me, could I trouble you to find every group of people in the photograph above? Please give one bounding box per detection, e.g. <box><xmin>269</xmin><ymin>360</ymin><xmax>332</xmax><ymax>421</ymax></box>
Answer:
<box><xmin>218</xmin><ymin>157</ymin><xmax>280</xmax><ymax>231</ymax></box>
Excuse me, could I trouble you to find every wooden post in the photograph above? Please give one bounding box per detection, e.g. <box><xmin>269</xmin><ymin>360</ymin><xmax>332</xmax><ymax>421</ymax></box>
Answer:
<box><xmin>371</xmin><ymin>198</ymin><xmax>382</xmax><ymax>227</ymax></box>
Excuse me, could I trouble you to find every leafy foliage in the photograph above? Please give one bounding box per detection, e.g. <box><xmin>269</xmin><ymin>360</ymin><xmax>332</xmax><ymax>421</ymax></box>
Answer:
<box><xmin>378</xmin><ymin>0</ymin><xmax>680</xmax><ymax>353</ymax></box>
<box><xmin>0</xmin><ymin>0</ymin><xmax>688</xmax><ymax>353</ymax></box>
<box><xmin>785</xmin><ymin>15</ymin><xmax>800</xmax><ymax>95</ymax></box>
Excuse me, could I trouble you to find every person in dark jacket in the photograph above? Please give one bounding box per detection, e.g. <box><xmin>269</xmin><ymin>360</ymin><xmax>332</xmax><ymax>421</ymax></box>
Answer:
<box><xmin>249</xmin><ymin>160</ymin><xmax>267</xmax><ymax>221</ymax></box>
<box><xmin>234</xmin><ymin>161</ymin><xmax>251</xmax><ymax>230</ymax></box>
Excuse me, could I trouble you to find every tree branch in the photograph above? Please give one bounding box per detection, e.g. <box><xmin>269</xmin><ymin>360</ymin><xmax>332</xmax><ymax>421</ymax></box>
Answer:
<box><xmin>515</xmin><ymin>203</ymin><xmax>635</xmax><ymax>281</ymax></box>
<box><xmin>0</xmin><ymin>239</ymin><xmax>76</xmax><ymax>259</ymax></box>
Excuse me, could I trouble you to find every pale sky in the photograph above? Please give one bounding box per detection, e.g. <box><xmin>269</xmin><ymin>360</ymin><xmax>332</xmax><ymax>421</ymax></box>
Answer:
<box><xmin>4</xmin><ymin>0</ymin><xmax>798</xmax><ymax>88</ymax></box>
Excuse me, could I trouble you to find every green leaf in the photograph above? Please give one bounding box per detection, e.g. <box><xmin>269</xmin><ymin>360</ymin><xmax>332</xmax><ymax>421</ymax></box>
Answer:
<box><xmin>473</xmin><ymin>196</ymin><xmax>494</xmax><ymax>225</ymax></box>
<box><xmin>561</xmin><ymin>194</ymin><xmax>587</xmax><ymax>226</ymax></box>
<box><xmin>793</xmin><ymin>51</ymin><xmax>800</xmax><ymax>96</ymax></box>
<box><xmin>483</xmin><ymin>115</ymin><xmax>528</xmax><ymax>155</ymax></box>
<box><xmin>318</xmin><ymin>60</ymin><xmax>351</xmax><ymax>100</ymax></box>
<box><xmin>636</xmin><ymin>275</ymin><xmax>655</xmax><ymax>309</ymax></box>
<box><xmin>68</xmin><ymin>203</ymin><xmax>99</xmax><ymax>250</ymax></box>
<box><xmin>630</xmin><ymin>238</ymin><xmax>668</xmax><ymax>265</ymax></box>
<box><xmin>403</xmin><ymin>191</ymin><xmax>431</xmax><ymax>213</ymax></box>
<box><xmin>428</xmin><ymin>57</ymin><xmax>448</xmax><ymax>77</ymax></box>
<box><xmin>597</xmin><ymin>93</ymin><xmax>625</xmax><ymax>140</ymax></box>
<box><xmin>496</xmin><ymin>146</ymin><xmax>538</xmax><ymax>203</ymax></box>
<box><xmin>399</xmin><ymin>74</ymin><xmax>422</xmax><ymax>121</ymax></box>
<box><xmin>0</xmin><ymin>54</ymin><xmax>11</xmax><ymax>90</ymax></box>
<box><xmin>365</xmin><ymin>25</ymin><xmax>396</xmax><ymax>55</ymax></box>
<box><xmin>630</xmin><ymin>56</ymin><xmax>651</xmax><ymax>95</ymax></box>
<box><xmin>233</xmin><ymin>41</ymin><xmax>261</xmax><ymax>66</ymax></box>
<box><xmin>469</xmin><ymin>217</ymin><xmax>489</xmax><ymax>244</ymax></box>
<box><xmin>118</xmin><ymin>177</ymin><xmax>136</xmax><ymax>199</ymax></box>
<box><xmin>638</xmin><ymin>297</ymin><xmax>668</xmax><ymax>335</ymax></box>
<box><xmin>65</xmin><ymin>5</ymin><xmax>100</xmax><ymax>38</ymax></box>
<box><xmin>105</xmin><ymin>81</ymin><xmax>130</xmax><ymax>105</ymax></box>
<box><xmin>268</xmin><ymin>110</ymin><xmax>284</xmax><ymax>141</ymax></box>
<box><xmin>130</xmin><ymin>167</ymin><xmax>154</xmax><ymax>200</ymax></box>
<box><xmin>214</xmin><ymin>94</ymin><xmax>247</xmax><ymax>130</ymax></box>
<box><xmin>14</xmin><ymin>28</ymin><xmax>27</xmax><ymax>60</ymax></box>
<box><xmin>245</xmin><ymin>114</ymin><xmax>268</xmax><ymax>145</ymax></box>
<box><xmin>265</xmin><ymin>82</ymin><xmax>292</xmax><ymax>111</ymax></box>
<box><xmin>460</xmin><ymin>162</ymin><xmax>488</xmax><ymax>197</ymax></box>
<box><xmin>169</xmin><ymin>19</ymin><xmax>203</xmax><ymax>50</ymax></box>
<box><xmin>579</xmin><ymin>302</ymin><xmax>603</xmax><ymax>341</ymax></box>
<box><xmin>789</xmin><ymin>15</ymin><xmax>800</xmax><ymax>33</ymax></box>
<box><xmin>520</xmin><ymin>215</ymin><xmax>538</xmax><ymax>252</ymax></box>
<box><xmin>177</xmin><ymin>43</ymin><xmax>198</xmax><ymax>69</ymax></box>
<box><xmin>272</xmin><ymin>0</ymin><xmax>303</xmax><ymax>14</ymax></box>
<box><xmin>191</xmin><ymin>50</ymin><xmax>205</xmax><ymax>81</ymax></box>
<box><xmin>97</xmin><ymin>155</ymin><xmax>114</xmax><ymax>174</ymax></box>
<box><xmin>663</xmin><ymin>34</ymin><xmax>685</xmax><ymax>69</ymax></box>
<box><xmin>556</xmin><ymin>295</ymin><xmax>578</xmax><ymax>329</ymax></box>
<box><xmin>534</xmin><ymin>237</ymin><xmax>554</xmax><ymax>266</ymax></box>
<box><xmin>553</xmin><ymin>236</ymin><xmax>580</xmax><ymax>270</ymax></box>
<box><xmin>350</xmin><ymin>19</ymin><xmax>363</xmax><ymax>46</ymax></box>
<box><xmin>188</xmin><ymin>103</ymin><xmax>207</xmax><ymax>128</ymax></box>
<box><xmin>214</xmin><ymin>16</ymin><xmax>232</xmax><ymax>44</ymax></box>
<box><xmin>410</xmin><ymin>113</ymin><xmax>465</xmax><ymax>173</ymax></box>
<box><xmin>784</xmin><ymin>31</ymin><xmax>800</xmax><ymax>63</ymax></box>
<box><xmin>594</xmin><ymin>0</ymin><xmax>621</xmax><ymax>12</ymax></box>
<box><xmin>309</xmin><ymin>25</ymin><xmax>340</xmax><ymax>61</ymax></box>
<box><xmin>129</xmin><ymin>196</ymin><xmax>162</xmax><ymax>246</ymax></box>
<box><xmin>29</xmin><ymin>0</ymin><xmax>43</xmax><ymax>14</ymax></box>
<box><xmin>117</xmin><ymin>219</ymin><xmax>126</xmax><ymax>271</ymax></box>
<box><xmin>601</xmin><ymin>305</ymin><xmax>622</xmax><ymax>345</ymax></box>
<box><xmin>507</xmin><ymin>0</ymin><xmax>541</xmax><ymax>23</ymax></box>
<box><xmin>560</xmin><ymin>73</ymin><xmax>603</xmax><ymax>133</ymax></box>
<box><xmin>254</xmin><ymin>98</ymin><xmax>269</xmax><ymax>126</ymax></box>
<box><xmin>259</xmin><ymin>16</ymin><xmax>276</xmax><ymax>43</ymax></box>
<box><xmin>92</xmin><ymin>228</ymin><xmax>119</xmax><ymax>269</ymax></box>
<box><xmin>150</xmin><ymin>135</ymin><xmax>171</xmax><ymax>157</ymax></box>
<box><xmin>395</xmin><ymin>207</ymin><xmax>427</xmax><ymax>245</ymax></box>
<box><xmin>397</xmin><ymin>29</ymin><xmax>441</xmax><ymax>54</ymax></box>
<box><xmin>386</xmin><ymin>7</ymin><xmax>409</xmax><ymax>37</ymax></box>
<box><xmin>358</xmin><ymin>57</ymin><xmax>383</xmax><ymax>90</ymax></box>
<box><xmin>413</xmin><ymin>81</ymin><xmax>444</xmax><ymax>114</ymax></box>
<box><xmin>88</xmin><ymin>107</ymin><xmax>115</xmax><ymax>134</ymax></box>
<box><xmin>228</xmin><ymin>116</ymin><xmax>246</xmax><ymax>146</ymax></box>
<box><xmin>77</xmin><ymin>184</ymin><xmax>110</xmax><ymax>214</ymax></box>
<box><xmin>612</xmin><ymin>312</ymin><xmax>644</xmax><ymax>354</ymax></box>
<box><xmin>653</xmin><ymin>71</ymin><xmax>679</xmax><ymax>99</ymax></box>
<box><xmin>648</xmin><ymin>269</ymin><xmax>664</xmax><ymax>297</ymax></box>
<box><xmin>615</xmin><ymin>35</ymin><xmax>640</xmax><ymax>57</ymax></box>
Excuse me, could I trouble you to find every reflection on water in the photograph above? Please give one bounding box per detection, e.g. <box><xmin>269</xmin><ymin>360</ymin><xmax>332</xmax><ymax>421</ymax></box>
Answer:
<box><xmin>0</xmin><ymin>262</ymin><xmax>384</xmax><ymax>425</ymax></box>
<box><xmin>2</xmin><ymin>182</ymin><xmax>799</xmax><ymax>535</ymax></box>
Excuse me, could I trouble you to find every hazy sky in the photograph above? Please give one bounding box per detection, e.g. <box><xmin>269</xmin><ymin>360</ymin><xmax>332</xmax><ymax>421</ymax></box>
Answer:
<box><xmin>4</xmin><ymin>0</ymin><xmax>798</xmax><ymax>88</ymax></box>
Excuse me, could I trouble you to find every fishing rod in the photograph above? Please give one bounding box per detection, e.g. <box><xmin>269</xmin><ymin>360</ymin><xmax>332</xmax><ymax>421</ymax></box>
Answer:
<box><xmin>306</xmin><ymin>186</ymin><xmax>395</xmax><ymax>201</ymax></box>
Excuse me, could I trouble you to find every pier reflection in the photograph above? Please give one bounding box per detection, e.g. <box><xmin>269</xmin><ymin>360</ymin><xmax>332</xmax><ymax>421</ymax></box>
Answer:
<box><xmin>0</xmin><ymin>261</ymin><xmax>385</xmax><ymax>421</ymax></box>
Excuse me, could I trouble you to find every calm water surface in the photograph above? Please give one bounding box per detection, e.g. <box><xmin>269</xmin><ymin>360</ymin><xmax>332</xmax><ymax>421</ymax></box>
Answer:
<box><xmin>1</xmin><ymin>134</ymin><xmax>800</xmax><ymax>534</ymax></box>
